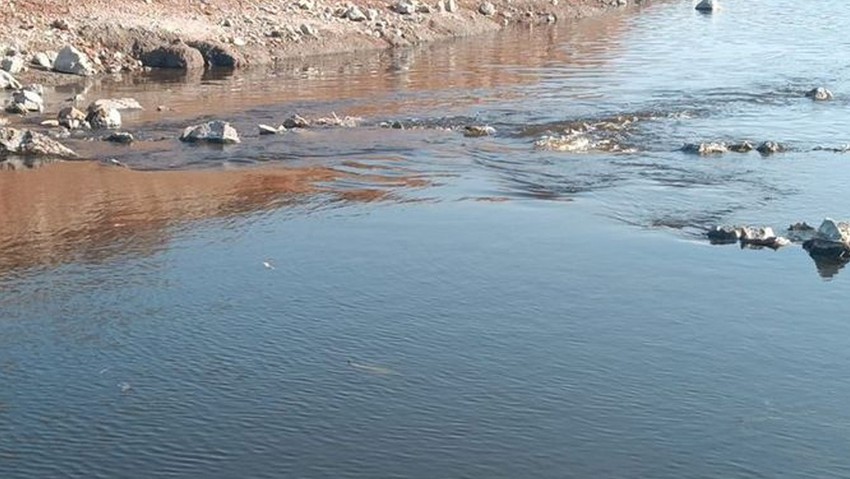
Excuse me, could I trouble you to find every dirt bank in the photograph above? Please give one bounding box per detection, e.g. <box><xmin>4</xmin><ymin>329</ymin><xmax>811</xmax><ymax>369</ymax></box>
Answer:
<box><xmin>1</xmin><ymin>0</ymin><xmax>646</xmax><ymax>79</ymax></box>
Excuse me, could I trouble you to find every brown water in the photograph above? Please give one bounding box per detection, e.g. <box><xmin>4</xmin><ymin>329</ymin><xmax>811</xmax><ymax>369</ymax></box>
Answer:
<box><xmin>4</xmin><ymin>2</ymin><xmax>850</xmax><ymax>478</ymax></box>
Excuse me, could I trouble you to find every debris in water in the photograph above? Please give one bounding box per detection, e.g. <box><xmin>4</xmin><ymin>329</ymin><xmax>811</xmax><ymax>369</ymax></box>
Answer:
<box><xmin>346</xmin><ymin>359</ymin><xmax>395</xmax><ymax>375</ymax></box>
<box><xmin>263</xmin><ymin>261</ymin><xmax>275</xmax><ymax>270</ymax></box>
<box><xmin>118</xmin><ymin>382</ymin><xmax>132</xmax><ymax>393</ymax></box>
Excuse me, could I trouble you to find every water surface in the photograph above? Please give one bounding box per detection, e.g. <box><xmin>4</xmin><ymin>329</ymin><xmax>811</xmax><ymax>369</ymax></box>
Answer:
<box><xmin>4</xmin><ymin>1</ymin><xmax>850</xmax><ymax>477</ymax></box>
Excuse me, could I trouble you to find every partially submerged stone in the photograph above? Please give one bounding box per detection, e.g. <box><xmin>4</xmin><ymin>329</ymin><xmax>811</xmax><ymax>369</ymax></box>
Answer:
<box><xmin>187</xmin><ymin>40</ymin><xmax>243</xmax><ymax>68</ymax></box>
<box><xmin>6</xmin><ymin>88</ymin><xmax>44</xmax><ymax>113</ymax></box>
<box><xmin>464</xmin><ymin>125</ymin><xmax>496</xmax><ymax>137</ymax></box>
<box><xmin>258</xmin><ymin>124</ymin><xmax>281</xmax><ymax>135</ymax></box>
<box><xmin>282</xmin><ymin>114</ymin><xmax>310</xmax><ymax>129</ymax></box>
<box><xmin>756</xmin><ymin>141</ymin><xmax>785</xmax><ymax>155</ymax></box>
<box><xmin>53</xmin><ymin>45</ymin><xmax>96</xmax><ymax>76</ymax></box>
<box><xmin>314</xmin><ymin>113</ymin><xmax>361</xmax><ymax>128</ymax></box>
<box><xmin>682</xmin><ymin>142</ymin><xmax>727</xmax><ymax>155</ymax></box>
<box><xmin>728</xmin><ymin>141</ymin><xmax>754</xmax><ymax>153</ymax></box>
<box><xmin>58</xmin><ymin>106</ymin><xmax>87</xmax><ymax>129</ymax></box>
<box><xmin>707</xmin><ymin>225</ymin><xmax>742</xmax><ymax>244</ymax></box>
<box><xmin>740</xmin><ymin>226</ymin><xmax>790</xmax><ymax>249</ymax></box>
<box><xmin>803</xmin><ymin>218</ymin><xmax>850</xmax><ymax>265</ymax></box>
<box><xmin>180</xmin><ymin>120</ymin><xmax>241</xmax><ymax>144</ymax></box>
<box><xmin>140</xmin><ymin>42</ymin><xmax>205</xmax><ymax>70</ymax></box>
<box><xmin>86</xmin><ymin>106</ymin><xmax>122</xmax><ymax>129</ymax></box>
<box><xmin>0</xmin><ymin>127</ymin><xmax>77</xmax><ymax>159</ymax></box>
<box><xmin>88</xmin><ymin>98</ymin><xmax>143</xmax><ymax>111</ymax></box>
<box><xmin>104</xmin><ymin>132</ymin><xmax>135</xmax><ymax>144</ymax></box>
<box><xmin>805</xmin><ymin>87</ymin><xmax>833</xmax><ymax>101</ymax></box>
<box><xmin>695</xmin><ymin>0</ymin><xmax>715</xmax><ymax>12</ymax></box>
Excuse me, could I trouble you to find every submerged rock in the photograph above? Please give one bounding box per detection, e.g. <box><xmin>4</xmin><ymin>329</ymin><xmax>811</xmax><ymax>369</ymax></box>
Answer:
<box><xmin>187</xmin><ymin>40</ymin><xmax>243</xmax><ymax>68</ymax></box>
<box><xmin>104</xmin><ymin>132</ymin><xmax>135</xmax><ymax>144</ymax></box>
<box><xmin>803</xmin><ymin>219</ymin><xmax>850</xmax><ymax>274</ymax></box>
<box><xmin>282</xmin><ymin>114</ymin><xmax>310</xmax><ymax>129</ymax></box>
<box><xmin>728</xmin><ymin>141</ymin><xmax>754</xmax><ymax>153</ymax></box>
<box><xmin>707</xmin><ymin>225</ymin><xmax>742</xmax><ymax>244</ymax></box>
<box><xmin>682</xmin><ymin>142</ymin><xmax>727</xmax><ymax>155</ymax></box>
<box><xmin>805</xmin><ymin>87</ymin><xmax>833</xmax><ymax>101</ymax></box>
<box><xmin>464</xmin><ymin>125</ymin><xmax>496</xmax><ymax>137</ymax></box>
<box><xmin>0</xmin><ymin>127</ymin><xmax>77</xmax><ymax>159</ymax></box>
<box><xmin>53</xmin><ymin>45</ymin><xmax>96</xmax><ymax>76</ymax></box>
<box><xmin>695</xmin><ymin>0</ymin><xmax>715</xmax><ymax>12</ymax></box>
<box><xmin>89</xmin><ymin>98</ymin><xmax>143</xmax><ymax>111</ymax></box>
<box><xmin>258</xmin><ymin>124</ymin><xmax>281</xmax><ymax>135</ymax></box>
<box><xmin>180</xmin><ymin>120</ymin><xmax>240</xmax><ymax>144</ymax></box>
<box><xmin>756</xmin><ymin>141</ymin><xmax>785</xmax><ymax>155</ymax></box>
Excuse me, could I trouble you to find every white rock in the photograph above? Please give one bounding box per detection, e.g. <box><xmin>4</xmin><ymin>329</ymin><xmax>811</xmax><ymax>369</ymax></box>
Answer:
<box><xmin>444</xmin><ymin>0</ymin><xmax>458</xmax><ymax>12</ymax></box>
<box><xmin>258</xmin><ymin>124</ymin><xmax>281</xmax><ymax>135</ymax></box>
<box><xmin>53</xmin><ymin>45</ymin><xmax>96</xmax><ymax>76</ymax></box>
<box><xmin>86</xmin><ymin>106</ymin><xmax>122</xmax><ymax>129</ymax></box>
<box><xmin>180</xmin><ymin>120</ymin><xmax>241</xmax><ymax>144</ymax></box>
<box><xmin>0</xmin><ymin>127</ymin><xmax>77</xmax><ymax>158</ymax></box>
<box><xmin>346</xmin><ymin>5</ymin><xmax>367</xmax><ymax>21</ymax></box>
<box><xmin>0</xmin><ymin>70</ymin><xmax>21</xmax><ymax>90</ymax></box>
<box><xmin>395</xmin><ymin>0</ymin><xmax>416</xmax><ymax>14</ymax></box>
<box><xmin>6</xmin><ymin>88</ymin><xmax>44</xmax><ymax>113</ymax></box>
<box><xmin>478</xmin><ymin>1</ymin><xmax>496</xmax><ymax>15</ymax></box>
<box><xmin>31</xmin><ymin>51</ymin><xmax>57</xmax><ymax>70</ymax></box>
<box><xmin>58</xmin><ymin>106</ymin><xmax>87</xmax><ymax>129</ymax></box>
<box><xmin>805</xmin><ymin>87</ymin><xmax>833</xmax><ymax>101</ymax></box>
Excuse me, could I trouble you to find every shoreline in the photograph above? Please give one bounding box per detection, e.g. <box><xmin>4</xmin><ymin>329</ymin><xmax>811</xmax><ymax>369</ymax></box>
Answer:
<box><xmin>2</xmin><ymin>0</ymin><xmax>652</xmax><ymax>84</ymax></box>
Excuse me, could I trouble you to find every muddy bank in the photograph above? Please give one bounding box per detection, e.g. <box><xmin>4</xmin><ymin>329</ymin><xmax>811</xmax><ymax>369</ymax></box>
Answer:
<box><xmin>1</xmin><ymin>0</ymin><xmax>648</xmax><ymax>82</ymax></box>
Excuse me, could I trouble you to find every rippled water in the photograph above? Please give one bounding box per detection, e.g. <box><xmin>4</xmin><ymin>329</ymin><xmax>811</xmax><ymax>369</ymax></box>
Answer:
<box><xmin>4</xmin><ymin>1</ymin><xmax>850</xmax><ymax>477</ymax></box>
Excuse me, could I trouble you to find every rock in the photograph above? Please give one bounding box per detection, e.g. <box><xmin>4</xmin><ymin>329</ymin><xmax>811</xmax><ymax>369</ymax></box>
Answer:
<box><xmin>346</xmin><ymin>5</ymin><xmax>367</xmax><ymax>21</ymax></box>
<box><xmin>86</xmin><ymin>106</ymin><xmax>122</xmax><ymax>129</ymax></box>
<box><xmin>756</xmin><ymin>141</ymin><xmax>785</xmax><ymax>155</ymax></box>
<box><xmin>258</xmin><ymin>124</ymin><xmax>281</xmax><ymax>135</ymax></box>
<box><xmin>464</xmin><ymin>125</ymin><xmax>496</xmax><ymax>137</ymax></box>
<box><xmin>282</xmin><ymin>114</ymin><xmax>310</xmax><ymax>129</ymax></box>
<box><xmin>0</xmin><ymin>127</ymin><xmax>77</xmax><ymax>159</ymax></box>
<box><xmin>298</xmin><ymin>0</ymin><xmax>315</xmax><ymax>9</ymax></box>
<box><xmin>727</xmin><ymin>141</ymin><xmax>754</xmax><ymax>153</ymax></box>
<box><xmin>40</xmin><ymin>119</ymin><xmax>60</xmax><ymax>127</ymax></box>
<box><xmin>786</xmin><ymin>222</ymin><xmax>817</xmax><ymax>242</ymax></box>
<box><xmin>31</xmin><ymin>51</ymin><xmax>57</xmax><ymax>70</ymax></box>
<box><xmin>139</xmin><ymin>42</ymin><xmax>205</xmax><ymax>70</ymax></box>
<box><xmin>367</xmin><ymin>8</ymin><xmax>379</xmax><ymax>20</ymax></box>
<box><xmin>444</xmin><ymin>0</ymin><xmax>458</xmax><ymax>12</ymax></box>
<box><xmin>740</xmin><ymin>226</ymin><xmax>789</xmax><ymax>249</ymax></box>
<box><xmin>803</xmin><ymin>218</ymin><xmax>850</xmax><ymax>266</ymax></box>
<box><xmin>187</xmin><ymin>40</ymin><xmax>243</xmax><ymax>68</ymax></box>
<box><xmin>58</xmin><ymin>106</ymin><xmax>87</xmax><ymax>129</ymax></box>
<box><xmin>0</xmin><ymin>70</ymin><xmax>21</xmax><ymax>90</ymax></box>
<box><xmin>395</xmin><ymin>0</ymin><xmax>417</xmax><ymax>14</ymax></box>
<box><xmin>694</xmin><ymin>0</ymin><xmax>714</xmax><ymax>12</ymax></box>
<box><xmin>1</xmin><ymin>56</ymin><xmax>24</xmax><ymax>74</ymax></box>
<box><xmin>706</xmin><ymin>225</ymin><xmax>741</xmax><ymax>244</ymax></box>
<box><xmin>789</xmin><ymin>221</ymin><xmax>815</xmax><ymax>232</ymax></box>
<box><xmin>232</xmin><ymin>38</ymin><xmax>247</xmax><ymax>47</ymax></box>
<box><xmin>104</xmin><ymin>132</ymin><xmax>135</xmax><ymax>144</ymax></box>
<box><xmin>805</xmin><ymin>87</ymin><xmax>833</xmax><ymax>101</ymax></box>
<box><xmin>89</xmin><ymin>98</ymin><xmax>143</xmax><ymax>111</ymax></box>
<box><xmin>479</xmin><ymin>2</ymin><xmax>496</xmax><ymax>15</ymax></box>
<box><xmin>53</xmin><ymin>45</ymin><xmax>96</xmax><ymax>76</ymax></box>
<box><xmin>314</xmin><ymin>113</ymin><xmax>360</xmax><ymax>128</ymax></box>
<box><xmin>6</xmin><ymin>88</ymin><xmax>44</xmax><ymax>113</ymax></box>
<box><xmin>180</xmin><ymin>120</ymin><xmax>241</xmax><ymax>144</ymax></box>
<box><xmin>681</xmin><ymin>142</ymin><xmax>727</xmax><ymax>155</ymax></box>
<box><xmin>51</xmin><ymin>18</ymin><xmax>71</xmax><ymax>31</ymax></box>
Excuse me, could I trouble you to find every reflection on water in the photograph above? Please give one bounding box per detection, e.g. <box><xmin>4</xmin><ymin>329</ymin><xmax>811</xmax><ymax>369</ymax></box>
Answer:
<box><xmin>0</xmin><ymin>162</ymin><xmax>416</xmax><ymax>276</ymax></box>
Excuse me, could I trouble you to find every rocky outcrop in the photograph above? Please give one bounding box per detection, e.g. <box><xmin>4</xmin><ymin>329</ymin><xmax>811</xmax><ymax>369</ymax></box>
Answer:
<box><xmin>727</xmin><ymin>141</ymin><xmax>754</xmax><ymax>153</ymax></box>
<box><xmin>139</xmin><ymin>41</ymin><xmax>205</xmax><ymax>70</ymax></box>
<box><xmin>186</xmin><ymin>41</ymin><xmax>243</xmax><ymax>68</ymax></box>
<box><xmin>53</xmin><ymin>45</ymin><xmax>96</xmax><ymax>76</ymax></box>
<box><xmin>803</xmin><ymin>219</ymin><xmax>850</xmax><ymax>256</ymax></box>
<box><xmin>756</xmin><ymin>141</ymin><xmax>785</xmax><ymax>155</ymax></box>
<box><xmin>0</xmin><ymin>127</ymin><xmax>77</xmax><ymax>159</ymax></box>
<box><xmin>707</xmin><ymin>225</ymin><xmax>790</xmax><ymax>249</ymax></box>
<box><xmin>180</xmin><ymin>120</ymin><xmax>241</xmax><ymax>144</ymax></box>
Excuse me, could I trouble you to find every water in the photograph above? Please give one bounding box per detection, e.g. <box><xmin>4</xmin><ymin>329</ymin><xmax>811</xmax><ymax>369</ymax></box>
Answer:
<box><xmin>4</xmin><ymin>1</ymin><xmax>850</xmax><ymax>477</ymax></box>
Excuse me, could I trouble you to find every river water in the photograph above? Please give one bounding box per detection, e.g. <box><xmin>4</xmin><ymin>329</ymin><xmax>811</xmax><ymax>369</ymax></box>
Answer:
<box><xmin>4</xmin><ymin>1</ymin><xmax>850</xmax><ymax>477</ymax></box>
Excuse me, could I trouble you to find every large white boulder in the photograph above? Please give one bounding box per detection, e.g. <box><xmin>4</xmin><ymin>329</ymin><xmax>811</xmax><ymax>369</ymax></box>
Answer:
<box><xmin>53</xmin><ymin>45</ymin><xmax>96</xmax><ymax>76</ymax></box>
<box><xmin>180</xmin><ymin>120</ymin><xmax>241</xmax><ymax>144</ymax></box>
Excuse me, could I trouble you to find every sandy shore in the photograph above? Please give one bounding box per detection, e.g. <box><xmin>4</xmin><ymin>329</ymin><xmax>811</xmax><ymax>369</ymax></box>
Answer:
<box><xmin>1</xmin><ymin>0</ymin><xmax>645</xmax><ymax>80</ymax></box>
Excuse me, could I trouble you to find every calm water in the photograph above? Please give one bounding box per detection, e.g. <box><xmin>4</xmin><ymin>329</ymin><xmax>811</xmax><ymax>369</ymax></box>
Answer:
<box><xmin>4</xmin><ymin>1</ymin><xmax>850</xmax><ymax>477</ymax></box>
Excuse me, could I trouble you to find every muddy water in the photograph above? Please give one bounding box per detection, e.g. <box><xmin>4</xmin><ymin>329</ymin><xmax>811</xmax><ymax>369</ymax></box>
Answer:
<box><xmin>5</xmin><ymin>1</ymin><xmax>850</xmax><ymax>478</ymax></box>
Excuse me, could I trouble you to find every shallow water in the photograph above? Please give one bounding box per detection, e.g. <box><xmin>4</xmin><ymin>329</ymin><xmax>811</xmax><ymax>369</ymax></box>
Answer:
<box><xmin>4</xmin><ymin>1</ymin><xmax>850</xmax><ymax>477</ymax></box>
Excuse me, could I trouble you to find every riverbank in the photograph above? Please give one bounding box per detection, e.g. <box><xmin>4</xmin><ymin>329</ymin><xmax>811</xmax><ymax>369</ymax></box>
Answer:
<box><xmin>2</xmin><ymin>0</ymin><xmax>643</xmax><ymax>82</ymax></box>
